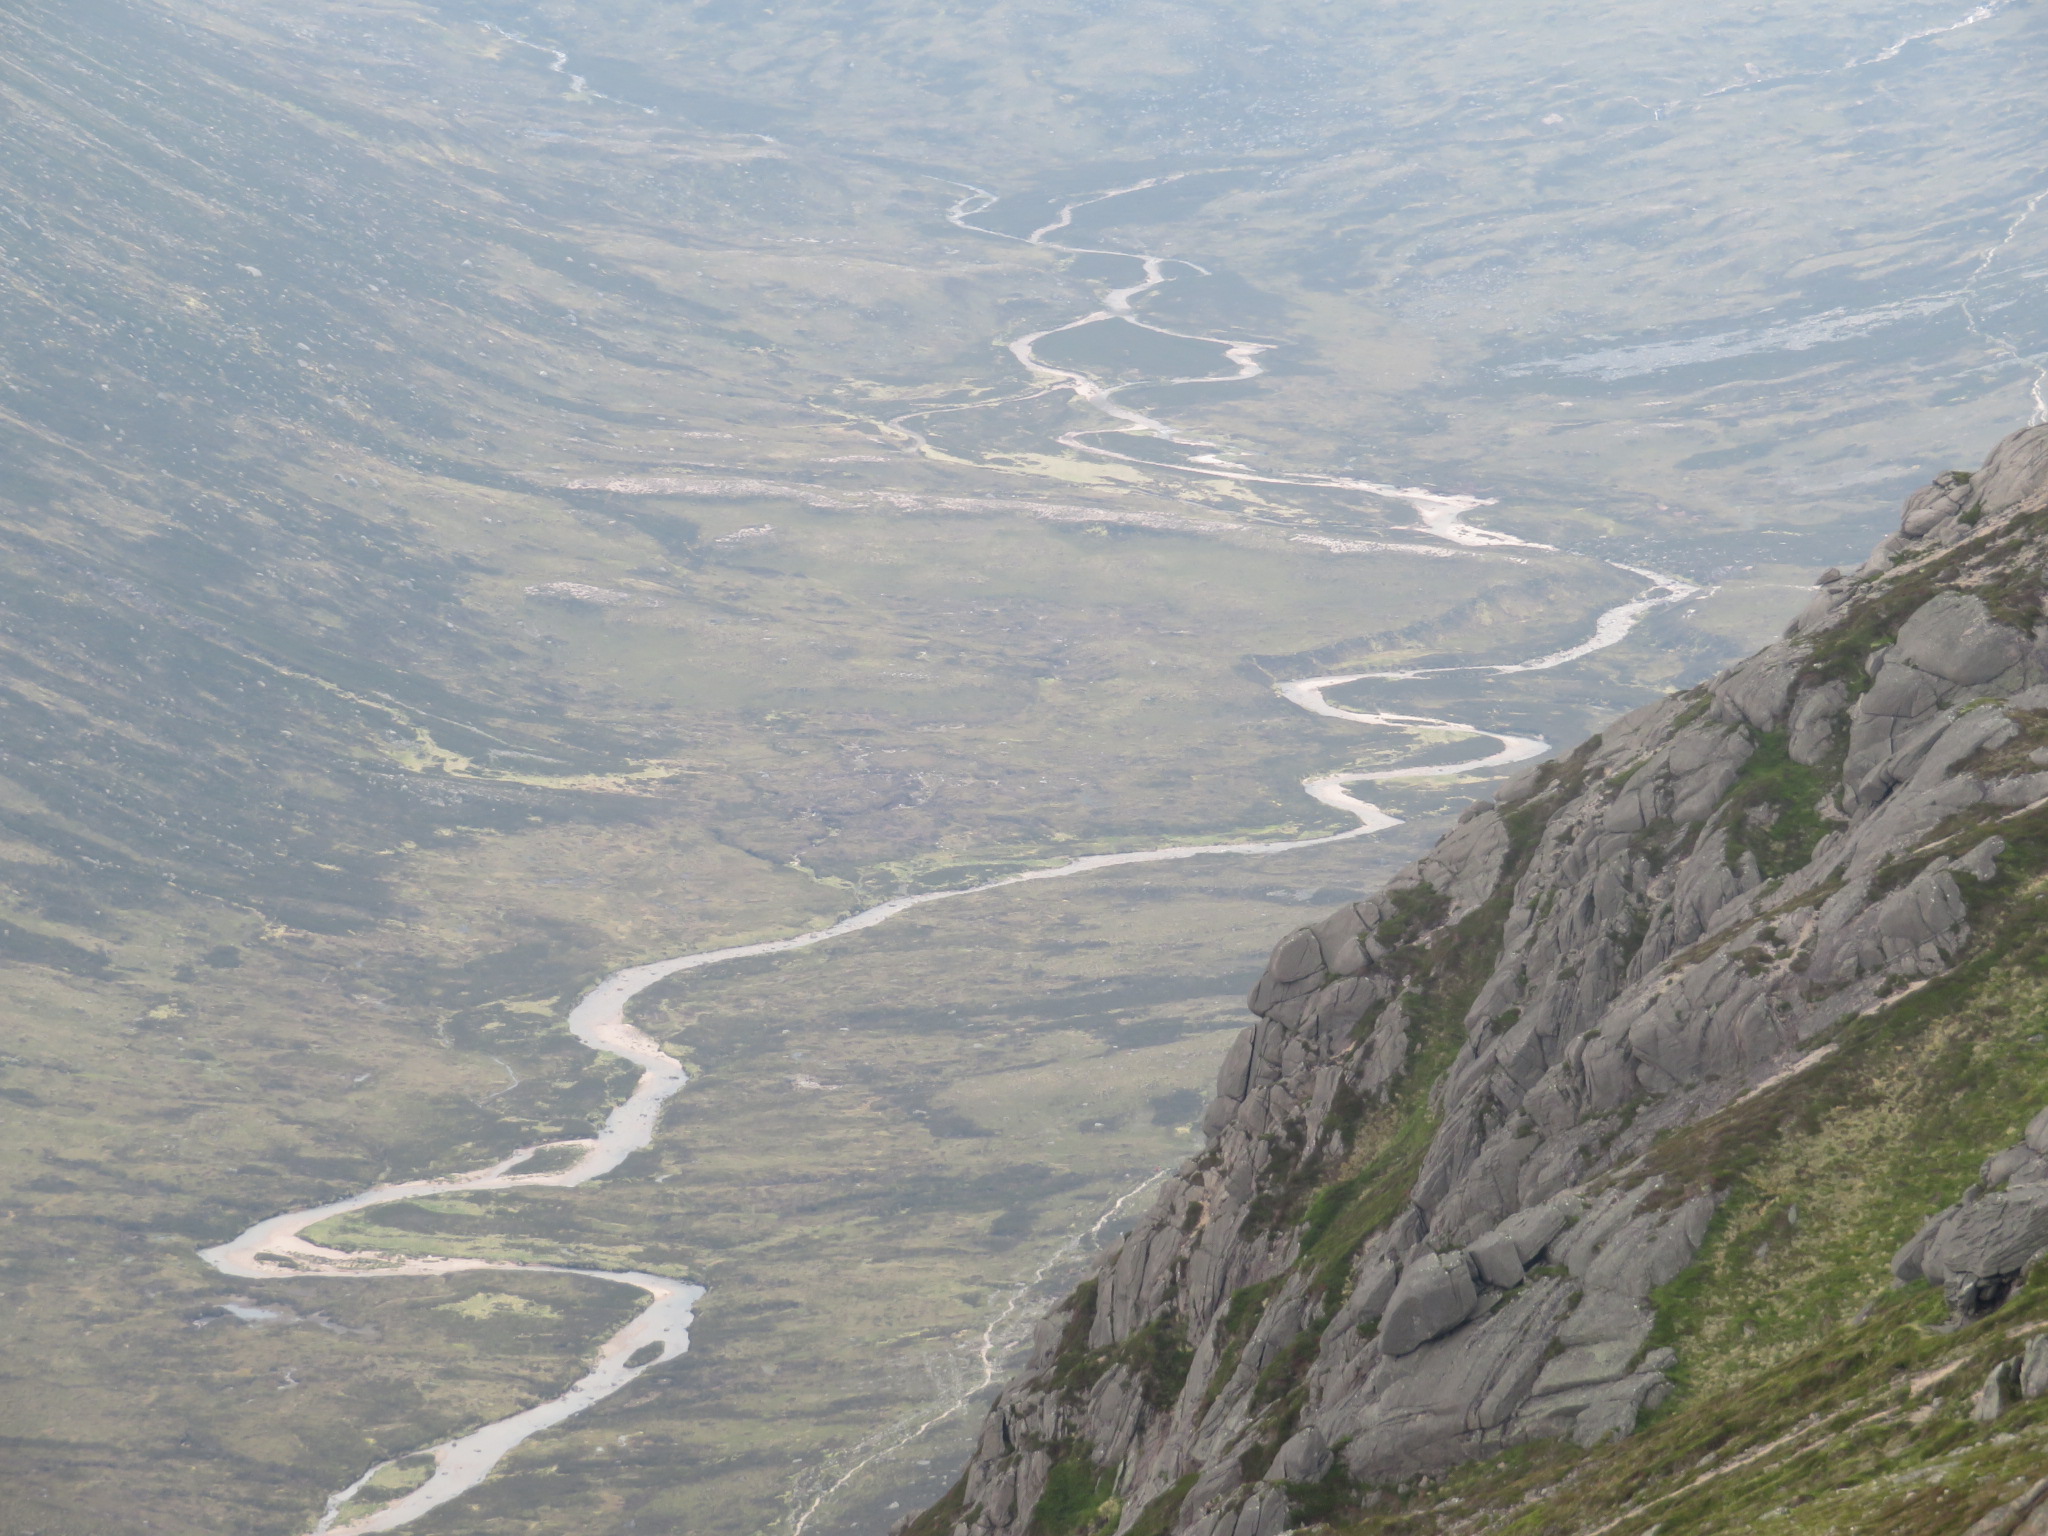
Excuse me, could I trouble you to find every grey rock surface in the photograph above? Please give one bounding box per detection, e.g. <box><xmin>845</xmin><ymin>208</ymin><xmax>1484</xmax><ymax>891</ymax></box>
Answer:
<box><xmin>916</xmin><ymin>428</ymin><xmax>2048</xmax><ymax>1536</ymax></box>
<box><xmin>1971</xmin><ymin>424</ymin><xmax>2048</xmax><ymax>519</ymax></box>
<box><xmin>1895</xmin><ymin>1187</ymin><xmax>2048</xmax><ymax>1312</ymax></box>
<box><xmin>1268</xmin><ymin>1425</ymin><xmax>1330</xmax><ymax>1484</ymax></box>
<box><xmin>1901</xmin><ymin>470</ymin><xmax>1976</xmax><ymax>538</ymax></box>
<box><xmin>1379</xmin><ymin>1251</ymin><xmax>1479</xmax><ymax>1356</ymax></box>
<box><xmin>1897</xmin><ymin>1098</ymin><xmax>2048</xmax><ymax>1319</ymax></box>
<box><xmin>2023</xmin><ymin>1336</ymin><xmax>2048</xmax><ymax>1401</ymax></box>
<box><xmin>1467</xmin><ymin>1231</ymin><xmax>1524</xmax><ymax>1290</ymax></box>
<box><xmin>1961</xmin><ymin>1477</ymin><xmax>2048</xmax><ymax>1536</ymax></box>
<box><xmin>1974</xmin><ymin>1356</ymin><xmax>2021</xmax><ymax>1423</ymax></box>
<box><xmin>1494</xmin><ymin>1199</ymin><xmax>1577</xmax><ymax>1266</ymax></box>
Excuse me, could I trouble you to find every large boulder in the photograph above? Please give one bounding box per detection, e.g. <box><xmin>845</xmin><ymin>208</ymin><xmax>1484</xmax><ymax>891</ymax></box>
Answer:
<box><xmin>1268</xmin><ymin>1425</ymin><xmax>1330</xmax><ymax>1484</ymax></box>
<box><xmin>2023</xmin><ymin>1336</ymin><xmax>2048</xmax><ymax>1401</ymax></box>
<box><xmin>1467</xmin><ymin>1230</ymin><xmax>1525</xmax><ymax>1289</ymax></box>
<box><xmin>1894</xmin><ymin>1186</ymin><xmax>2048</xmax><ymax>1312</ymax></box>
<box><xmin>1890</xmin><ymin>593</ymin><xmax>2028</xmax><ymax>690</ymax></box>
<box><xmin>1494</xmin><ymin>1198</ymin><xmax>1576</xmax><ymax>1266</ymax></box>
<box><xmin>1971</xmin><ymin>423</ymin><xmax>2048</xmax><ymax>520</ymax></box>
<box><xmin>1379</xmin><ymin>1251</ymin><xmax>1479</xmax><ymax>1356</ymax></box>
<box><xmin>1901</xmin><ymin>471</ymin><xmax>1976</xmax><ymax>538</ymax></box>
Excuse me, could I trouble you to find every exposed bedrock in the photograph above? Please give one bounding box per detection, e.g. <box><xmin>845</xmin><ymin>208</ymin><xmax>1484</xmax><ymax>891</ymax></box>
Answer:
<box><xmin>911</xmin><ymin>426</ymin><xmax>2048</xmax><ymax>1536</ymax></box>
<box><xmin>1896</xmin><ymin>1105</ymin><xmax>2048</xmax><ymax>1318</ymax></box>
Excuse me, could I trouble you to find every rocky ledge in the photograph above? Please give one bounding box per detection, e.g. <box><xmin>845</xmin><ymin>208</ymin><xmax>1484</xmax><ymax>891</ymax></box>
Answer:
<box><xmin>907</xmin><ymin>424</ymin><xmax>2048</xmax><ymax>1536</ymax></box>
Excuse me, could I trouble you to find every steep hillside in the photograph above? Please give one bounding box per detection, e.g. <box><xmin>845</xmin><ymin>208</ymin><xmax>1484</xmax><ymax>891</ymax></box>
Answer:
<box><xmin>914</xmin><ymin>423</ymin><xmax>2048</xmax><ymax>1536</ymax></box>
<box><xmin>0</xmin><ymin>9</ymin><xmax>1517</xmax><ymax>1530</ymax></box>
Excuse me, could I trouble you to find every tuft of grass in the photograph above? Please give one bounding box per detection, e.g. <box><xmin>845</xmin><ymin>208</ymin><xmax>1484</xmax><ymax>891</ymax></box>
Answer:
<box><xmin>1373</xmin><ymin>882</ymin><xmax>1451</xmax><ymax>962</ymax></box>
<box><xmin>1042</xmin><ymin>1280</ymin><xmax>1105</xmax><ymax>1400</ymax></box>
<box><xmin>1284</xmin><ymin>1459</ymin><xmax>1365</xmax><ymax>1525</ymax></box>
<box><xmin>1798</xmin><ymin>591</ymin><xmax>1923</xmax><ymax>697</ymax></box>
<box><xmin>1966</xmin><ymin>706</ymin><xmax>2048</xmax><ymax>779</ymax></box>
<box><xmin>1251</xmin><ymin>1322</ymin><xmax>1325</xmax><ymax>1410</ymax></box>
<box><xmin>1120</xmin><ymin>1316</ymin><xmax>1196</xmax><ymax>1411</ymax></box>
<box><xmin>1719</xmin><ymin>730</ymin><xmax>1829</xmax><ymax>879</ymax></box>
<box><xmin>1028</xmin><ymin>1453</ymin><xmax>1118</xmax><ymax>1536</ymax></box>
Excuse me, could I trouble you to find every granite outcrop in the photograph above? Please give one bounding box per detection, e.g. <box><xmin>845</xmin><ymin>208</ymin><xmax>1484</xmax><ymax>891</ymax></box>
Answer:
<box><xmin>911</xmin><ymin>425</ymin><xmax>2048</xmax><ymax>1536</ymax></box>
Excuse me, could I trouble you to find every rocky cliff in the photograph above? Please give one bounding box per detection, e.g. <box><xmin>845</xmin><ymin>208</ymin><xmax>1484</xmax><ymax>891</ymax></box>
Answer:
<box><xmin>910</xmin><ymin>424</ymin><xmax>2048</xmax><ymax>1536</ymax></box>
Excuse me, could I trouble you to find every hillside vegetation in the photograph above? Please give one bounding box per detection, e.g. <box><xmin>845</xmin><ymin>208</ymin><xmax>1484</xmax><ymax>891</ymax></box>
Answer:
<box><xmin>918</xmin><ymin>429</ymin><xmax>2048</xmax><ymax>1536</ymax></box>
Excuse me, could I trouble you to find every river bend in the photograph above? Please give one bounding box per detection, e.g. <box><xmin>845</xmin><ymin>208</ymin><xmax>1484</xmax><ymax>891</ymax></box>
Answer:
<box><xmin>200</xmin><ymin>172</ymin><xmax>1698</xmax><ymax>1535</ymax></box>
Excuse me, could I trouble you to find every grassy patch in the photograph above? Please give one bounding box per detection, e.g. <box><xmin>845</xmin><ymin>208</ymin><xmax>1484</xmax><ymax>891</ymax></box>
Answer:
<box><xmin>1965</xmin><ymin>706</ymin><xmax>2048</xmax><ymax>779</ymax></box>
<box><xmin>1720</xmin><ymin>731</ymin><xmax>1829</xmax><ymax>879</ymax></box>
<box><xmin>1329</xmin><ymin>1280</ymin><xmax>2048</xmax><ymax>1535</ymax></box>
<box><xmin>1796</xmin><ymin>575</ymin><xmax>1937</xmax><ymax>696</ymax></box>
<box><xmin>1288</xmin><ymin>783</ymin><xmax>1563</xmax><ymax>1297</ymax></box>
<box><xmin>1251</xmin><ymin>1323</ymin><xmax>1325</xmax><ymax>1410</ymax></box>
<box><xmin>1284</xmin><ymin>1459</ymin><xmax>1365</xmax><ymax>1525</ymax></box>
<box><xmin>1973</xmin><ymin>524</ymin><xmax>2048</xmax><ymax>629</ymax></box>
<box><xmin>1124</xmin><ymin>1473</ymin><xmax>1198</xmax><ymax>1536</ymax></box>
<box><xmin>1028</xmin><ymin>1452</ymin><xmax>1118</xmax><ymax>1536</ymax></box>
<box><xmin>1038</xmin><ymin>1287</ymin><xmax>1194</xmax><ymax>1412</ymax></box>
<box><xmin>902</xmin><ymin>1473</ymin><xmax>971</xmax><ymax>1536</ymax></box>
<box><xmin>1636</xmin><ymin>798</ymin><xmax>2048</xmax><ymax>1389</ymax></box>
<box><xmin>1120</xmin><ymin>1316</ymin><xmax>1196</xmax><ymax>1411</ymax></box>
<box><xmin>1316</xmin><ymin>760</ymin><xmax>2048</xmax><ymax>1536</ymax></box>
<box><xmin>1373</xmin><ymin>882</ymin><xmax>1451</xmax><ymax>961</ymax></box>
<box><xmin>1042</xmin><ymin>1280</ymin><xmax>1106</xmax><ymax>1400</ymax></box>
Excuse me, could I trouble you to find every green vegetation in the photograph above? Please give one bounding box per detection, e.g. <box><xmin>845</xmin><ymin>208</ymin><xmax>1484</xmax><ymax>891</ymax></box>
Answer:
<box><xmin>10</xmin><ymin>0</ymin><xmax>2015</xmax><ymax>1529</ymax></box>
<box><xmin>902</xmin><ymin>1473</ymin><xmax>971</xmax><ymax>1536</ymax></box>
<box><xmin>1638</xmin><ymin>795</ymin><xmax>2048</xmax><ymax>1390</ymax></box>
<box><xmin>1251</xmin><ymin>1324</ymin><xmax>1325</xmax><ymax>1410</ymax></box>
<box><xmin>1029</xmin><ymin>1453</ymin><xmax>1119</xmax><ymax>1535</ymax></box>
<box><xmin>1371</xmin><ymin>882</ymin><xmax>1452</xmax><ymax>960</ymax></box>
<box><xmin>1300</xmin><ymin>797</ymin><xmax>2048</xmax><ymax>1535</ymax></box>
<box><xmin>1197</xmin><ymin>1278</ymin><xmax>1286</xmax><ymax>1414</ymax></box>
<box><xmin>1284</xmin><ymin>773</ymin><xmax>1572</xmax><ymax>1297</ymax></box>
<box><xmin>1284</xmin><ymin>1460</ymin><xmax>1365</xmax><ymax>1525</ymax></box>
<box><xmin>1720</xmin><ymin>730</ymin><xmax>1830</xmax><ymax>879</ymax></box>
<box><xmin>1045</xmin><ymin>1281</ymin><xmax>1107</xmax><ymax>1398</ymax></box>
<box><xmin>1042</xmin><ymin>1289</ymin><xmax>1195</xmax><ymax>1417</ymax></box>
<box><xmin>1796</xmin><ymin>577</ymin><xmax>1926</xmax><ymax>696</ymax></box>
<box><xmin>1966</xmin><ymin>707</ymin><xmax>2048</xmax><ymax>779</ymax></box>
<box><xmin>1125</xmin><ymin>1473</ymin><xmax>1199</xmax><ymax>1536</ymax></box>
<box><xmin>1122</xmin><ymin>1317</ymin><xmax>1198</xmax><ymax>1411</ymax></box>
<box><xmin>1320</xmin><ymin>1283</ymin><xmax>2048</xmax><ymax>1536</ymax></box>
<box><xmin>1970</xmin><ymin>515</ymin><xmax>2048</xmax><ymax>630</ymax></box>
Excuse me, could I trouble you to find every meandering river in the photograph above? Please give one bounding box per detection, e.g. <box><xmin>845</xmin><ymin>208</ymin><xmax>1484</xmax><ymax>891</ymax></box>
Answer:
<box><xmin>200</xmin><ymin>171</ymin><xmax>1697</xmax><ymax>1534</ymax></box>
<box><xmin>197</xmin><ymin>643</ymin><xmax>1676</xmax><ymax>1533</ymax></box>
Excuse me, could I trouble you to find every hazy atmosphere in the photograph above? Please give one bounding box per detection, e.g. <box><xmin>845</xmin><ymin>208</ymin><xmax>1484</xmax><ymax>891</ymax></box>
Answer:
<box><xmin>3</xmin><ymin>2</ymin><xmax>2044</xmax><ymax>1534</ymax></box>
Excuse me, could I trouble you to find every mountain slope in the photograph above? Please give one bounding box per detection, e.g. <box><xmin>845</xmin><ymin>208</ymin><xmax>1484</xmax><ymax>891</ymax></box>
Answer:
<box><xmin>914</xmin><ymin>422</ymin><xmax>2048</xmax><ymax>1536</ymax></box>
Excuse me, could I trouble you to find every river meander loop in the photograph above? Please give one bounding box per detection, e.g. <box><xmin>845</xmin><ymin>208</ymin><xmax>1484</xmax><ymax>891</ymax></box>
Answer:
<box><xmin>200</xmin><ymin>171</ymin><xmax>1700</xmax><ymax>1535</ymax></box>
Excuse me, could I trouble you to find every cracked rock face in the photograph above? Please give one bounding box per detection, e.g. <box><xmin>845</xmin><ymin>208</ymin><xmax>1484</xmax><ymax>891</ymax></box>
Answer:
<box><xmin>912</xmin><ymin>426</ymin><xmax>2048</xmax><ymax>1536</ymax></box>
<box><xmin>1896</xmin><ymin>1104</ymin><xmax>2048</xmax><ymax>1316</ymax></box>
